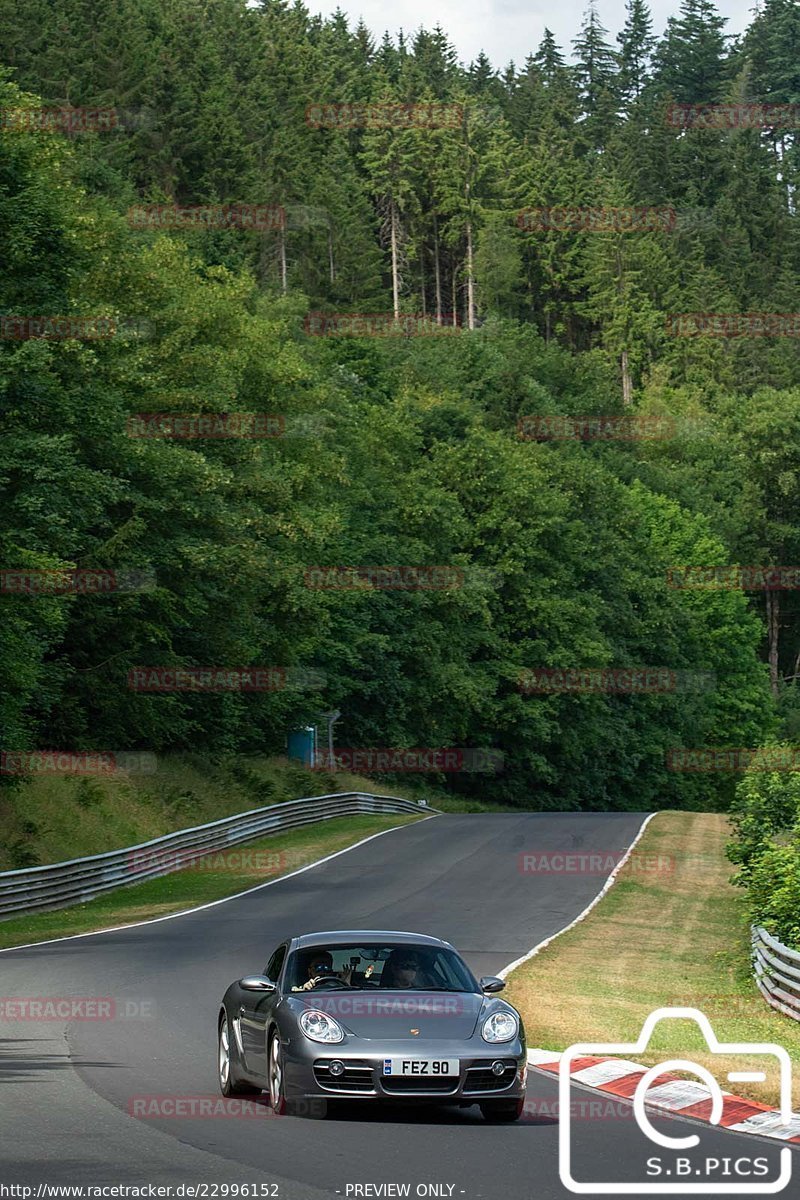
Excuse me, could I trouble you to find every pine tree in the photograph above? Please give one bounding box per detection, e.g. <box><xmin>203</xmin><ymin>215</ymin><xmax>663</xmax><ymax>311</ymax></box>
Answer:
<box><xmin>360</xmin><ymin>79</ymin><xmax>421</xmax><ymax>317</ymax></box>
<box><xmin>535</xmin><ymin>28</ymin><xmax>568</xmax><ymax>78</ymax></box>
<box><xmin>617</xmin><ymin>0</ymin><xmax>656</xmax><ymax>106</ymax></box>
<box><xmin>572</xmin><ymin>2</ymin><xmax>621</xmax><ymax>148</ymax></box>
<box><xmin>654</xmin><ymin>0</ymin><xmax>730</xmax><ymax>103</ymax></box>
<box><xmin>577</xmin><ymin>175</ymin><xmax>676</xmax><ymax>404</ymax></box>
<box><xmin>405</xmin><ymin>26</ymin><xmax>460</xmax><ymax>97</ymax></box>
<box><xmin>740</xmin><ymin>0</ymin><xmax>800</xmax><ymax>209</ymax></box>
<box><xmin>507</xmin><ymin>32</ymin><xmax>575</xmax><ymax>144</ymax></box>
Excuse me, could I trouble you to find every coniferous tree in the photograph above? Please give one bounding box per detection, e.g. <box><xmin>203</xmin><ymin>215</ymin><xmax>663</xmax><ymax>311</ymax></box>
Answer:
<box><xmin>654</xmin><ymin>0</ymin><xmax>730</xmax><ymax>103</ymax></box>
<box><xmin>360</xmin><ymin>79</ymin><xmax>422</xmax><ymax>317</ymax></box>
<box><xmin>740</xmin><ymin>0</ymin><xmax>800</xmax><ymax>209</ymax></box>
<box><xmin>617</xmin><ymin>0</ymin><xmax>656</xmax><ymax>106</ymax></box>
<box><xmin>573</xmin><ymin>2</ymin><xmax>621</xmax><ymax>149</ymax></box>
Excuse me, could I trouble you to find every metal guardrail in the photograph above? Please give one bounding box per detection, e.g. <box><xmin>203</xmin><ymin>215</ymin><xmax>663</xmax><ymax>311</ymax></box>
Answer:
<box><xmin>752</xmin><ymin>925</ymin><xmax>800</xmax><ymax>1021</ymax></box>
<box><xmin>0</xmin><ymin>792</ymin><xmax>435</xmax><ymax>919</ymax></box>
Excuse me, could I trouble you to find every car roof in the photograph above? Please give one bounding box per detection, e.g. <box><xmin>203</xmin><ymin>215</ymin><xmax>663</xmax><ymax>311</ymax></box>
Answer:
<box><xmin>292</xmin><ymin>930</ymin><xmax>453</xmax><ymax>950</ymax></box>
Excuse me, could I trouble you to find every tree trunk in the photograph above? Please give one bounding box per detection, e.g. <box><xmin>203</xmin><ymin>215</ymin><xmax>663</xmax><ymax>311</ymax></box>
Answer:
<box><xmin>279</xmin><ymin>225</ymin><xmax>287</xmax><ymax>293</ymax></box>
<box><xmin>390</xmin><ymin>200</ymin><xmax>400</xmax><ymax>320</ymax></box>
<box><xmin>451</xmin><ymin>262</ymin><xmax>458</xmax><ymax>327</ymax></box>
<box><xmin>420</xmin><ymin>242</ymin><xmax>427</xmax><ymax>316</ymax></box>
<box><xmin>433</xmin><ymin>215</ymin><xmax>442</xmax><ymax>325</ymax></box>
<box><xmin>766</xmin><ymin>591</ymin><xmax>781</xmax><ymax>697</ymax></box>
<box><xmin>328</xmin><ymin>227</ymin><xmax>335</xmax><ymax>284</ymax></box>
<box><xmin>465</xmin><ymin>220</ymin><xmax>475</xmax><ymax>330</ymax></box>
<box><xmin>258</xmin><ymin>233</ymin><xmax>269</xmax><ymax>288</ymax></box>
<box><xmin>792</xmin><ymin>641</ymin><xmax>800</xmax><ymax>683</ymax></box>
<box><xmin>621</xmin><ymin>349</ymin><xmax>633</xmax><ymax>407</ymax></box>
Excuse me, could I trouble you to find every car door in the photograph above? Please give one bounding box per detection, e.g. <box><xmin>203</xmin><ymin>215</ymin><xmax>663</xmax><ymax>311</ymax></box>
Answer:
<box><xmin>239</xmin><ymin>943</ymin><xmax>287</xmax><ymax>1080</ymax></box>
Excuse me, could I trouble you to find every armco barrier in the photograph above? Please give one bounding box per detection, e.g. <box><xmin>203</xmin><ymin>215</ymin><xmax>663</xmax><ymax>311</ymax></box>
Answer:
<box><xmin>0</xmin><ymin>792</ymin><xmax>434</xmax><ymax>919</ymax></box>
<box><xmin>752</xmin><ymin>924</ymin><xmax>800</xmax><ymax>1021</ymax></box>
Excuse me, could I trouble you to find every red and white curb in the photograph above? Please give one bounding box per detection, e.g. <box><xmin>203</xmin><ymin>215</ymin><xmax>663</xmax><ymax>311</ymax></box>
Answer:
<box><xmin>526</xmin><ymin>1048</ymin><xmax>800</xmax><ymax>1143</ymax></box>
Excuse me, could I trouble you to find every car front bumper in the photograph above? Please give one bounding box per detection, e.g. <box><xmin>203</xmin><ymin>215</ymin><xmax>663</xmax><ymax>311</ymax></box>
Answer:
<box><xmin>282</xmin><ymin>1038</ymin><xmax>527</xmax><ymax>1102</ymax></box>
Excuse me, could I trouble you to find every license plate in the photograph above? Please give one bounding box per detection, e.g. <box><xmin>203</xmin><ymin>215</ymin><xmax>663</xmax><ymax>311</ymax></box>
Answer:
<box><xmin>382</xmin><ymin>1058</ymin><xmax>459</xmax><ymax>1077</ymax></box>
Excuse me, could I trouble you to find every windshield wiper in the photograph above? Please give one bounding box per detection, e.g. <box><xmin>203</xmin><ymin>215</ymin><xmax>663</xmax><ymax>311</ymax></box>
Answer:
<box><xmin>415</xmin><ymin>987</ymin><xmax>467</xmax><ymax>993</ymax></box>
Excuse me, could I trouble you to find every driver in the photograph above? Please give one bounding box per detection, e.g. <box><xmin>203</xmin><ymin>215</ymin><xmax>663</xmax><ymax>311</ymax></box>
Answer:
<box><xmin>291</xmin><ymin>950</ymin><xmax>353</xmax><ymax>991</ymax></box>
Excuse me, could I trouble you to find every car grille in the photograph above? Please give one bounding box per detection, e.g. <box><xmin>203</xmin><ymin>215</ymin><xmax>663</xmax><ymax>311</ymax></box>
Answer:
<box><xmin>463</xmin><ymin>1058</ymin><xmax>518</xmax><ymax>1094</ymax></box>
<box><xmin>380</xmin><ymin>1076</ymin><xmax>458</xmax><ymax>1094</ymax></box>
<box><xmin>313</xmin><ymin>1059</ymin><xmax>374</xmax><ymax>1092</ymax></box>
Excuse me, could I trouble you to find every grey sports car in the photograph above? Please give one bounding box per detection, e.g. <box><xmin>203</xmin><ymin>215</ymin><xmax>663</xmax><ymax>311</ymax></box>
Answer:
<box><xmin>217</xmin><ymin>929</ymin><xmax>527</xmax><ymax>1121</ymax></box>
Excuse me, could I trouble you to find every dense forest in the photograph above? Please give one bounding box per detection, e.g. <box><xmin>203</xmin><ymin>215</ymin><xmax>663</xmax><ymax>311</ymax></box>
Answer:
<box><xmin>1</xmin><ymin>0</ymin><xmax>800</xmax><ymax>811</ymax></box>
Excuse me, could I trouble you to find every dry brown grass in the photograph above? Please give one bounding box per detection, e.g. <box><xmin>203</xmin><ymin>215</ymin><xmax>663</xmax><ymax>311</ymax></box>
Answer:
<box><xmin>505</xmin><ymin>811</ymin><xmax>800</xmax><ymax>1109</ymax></box>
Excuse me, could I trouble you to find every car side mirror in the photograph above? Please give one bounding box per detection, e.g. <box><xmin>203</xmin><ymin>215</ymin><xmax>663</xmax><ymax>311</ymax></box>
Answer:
<box><xmin>240</xmin><ymin>975</ymin><xmax>277</xmax><ymax>992</ymax></box>
<box><xmin>479</xmin><ymin>976</ymin><xmax>505</xmax><ymax>993</ymax></box>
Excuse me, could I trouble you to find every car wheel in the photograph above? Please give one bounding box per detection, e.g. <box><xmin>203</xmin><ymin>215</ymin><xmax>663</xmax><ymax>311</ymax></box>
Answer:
<box><xmin>480</xmin><ymin>1097</ymin><xmax>524</xmax><ymax>1123</ymax></box>
<box><xmin>218</xmin><ymin>1014</ymin><xmax>261</xmax><ymax>1097</ymax></box>
<box><xmin>268</xmin><ymin>1032</ymin><xmax>291</xmax><ymax>1115</ymax></box>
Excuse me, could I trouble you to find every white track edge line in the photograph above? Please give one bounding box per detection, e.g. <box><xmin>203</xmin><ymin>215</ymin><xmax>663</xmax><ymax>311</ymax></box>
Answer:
<box><xmin>510</xmin><ymin>810</ymin><xmax>800</xmax><ymax>1140</ymax></box>
<box><xmin>0</xmin><ymin>814</ymin><xmax>439</xmax><ymax>955</ymax></box>
<box><xmin>498</xmin><ymin>810</ymin><xmax>658</xmax><ymax>978</ymax></box>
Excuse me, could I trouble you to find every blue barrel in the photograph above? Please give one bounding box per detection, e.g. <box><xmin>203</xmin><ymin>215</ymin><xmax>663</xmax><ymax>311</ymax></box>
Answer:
<box><xmin>287</xmin><ymin>726</ymin><xmax>316</xmax><ymax>766</ymax></box>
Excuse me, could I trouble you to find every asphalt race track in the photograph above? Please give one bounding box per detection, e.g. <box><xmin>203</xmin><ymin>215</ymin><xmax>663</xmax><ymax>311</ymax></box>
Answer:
<box><xmin>1</xmin><ymin>813</ymin><xmax>797</xmax><ymax>1199</ymax></box>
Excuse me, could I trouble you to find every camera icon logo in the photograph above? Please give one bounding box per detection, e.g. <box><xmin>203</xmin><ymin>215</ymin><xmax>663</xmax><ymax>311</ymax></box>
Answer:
<box><xmin>559</xmin><ymin>1007</ymin><xmax>793</xmax><ymax>1194</ymax></box>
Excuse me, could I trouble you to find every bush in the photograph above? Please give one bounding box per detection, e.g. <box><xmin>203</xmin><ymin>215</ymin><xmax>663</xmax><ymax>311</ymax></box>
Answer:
<box><xmin>727</xmin><ymin>745</ymin><xmax>800</xmax><ymax>948</ymax></box>
<box><xmin>745</xmin><ymin>841</ymin><xmax>800</xmax><ymax>948</ymax></box>
<box><xmin>727</xmin><ymin>748</ymin><xmax>800</xmax><ymax>877</ymax></box>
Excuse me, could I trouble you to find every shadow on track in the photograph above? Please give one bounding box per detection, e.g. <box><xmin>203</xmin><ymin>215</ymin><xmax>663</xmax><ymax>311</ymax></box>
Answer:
<box><xmin>0</xmin><ymin>1038</ymin><xmax>125</xmax><ymax>1082</ymax></box>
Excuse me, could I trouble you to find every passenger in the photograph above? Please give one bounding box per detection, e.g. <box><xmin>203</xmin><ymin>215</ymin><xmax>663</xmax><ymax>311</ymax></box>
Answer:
<box><xmin>380</xmin><ymin>950</ymin><xmax>423</xmax><ymax>989</ymax></box>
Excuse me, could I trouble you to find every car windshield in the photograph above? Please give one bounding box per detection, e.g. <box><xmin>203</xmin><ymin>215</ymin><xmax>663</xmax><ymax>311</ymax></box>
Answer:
<box><xmin>286</xmin><ymin>942</ymin><xmax>477</xmax><ymax>992</ymax></box>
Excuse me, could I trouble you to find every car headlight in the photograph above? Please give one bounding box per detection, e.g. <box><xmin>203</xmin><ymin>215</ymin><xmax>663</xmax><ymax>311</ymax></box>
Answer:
<box><xmin>481</xmin><ymin>1010</ymin><xmax>518</xmax><ymax>1043</ymax></box>
<box><xmin>299</xmin><ymin>1009</ymin><xmax>345</xmax><ymax>1043</ymax></box>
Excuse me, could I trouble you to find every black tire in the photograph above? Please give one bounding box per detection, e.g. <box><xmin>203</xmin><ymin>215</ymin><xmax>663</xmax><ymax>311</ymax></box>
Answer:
<box><xmin>268</xmin><ymin>1030</ymin><xmax>293</xmax><ymax>1115</ymax></box>
<box><xmin>480</xmin><ymin>1097</ymin><xmax>524</xmax><ymax>1123</ymax></box>
<box><xmin>218</xmin><ymin>1014</ymin><xmax>262</xmax><ymax>1097</ymax></box>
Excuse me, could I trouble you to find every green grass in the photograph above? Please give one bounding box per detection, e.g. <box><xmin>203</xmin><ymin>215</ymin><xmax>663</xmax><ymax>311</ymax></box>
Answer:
<box><xmin>0</xmin><ymin>753</ymin><xmax>503</xmax><ymax>873</ymax></box>
<box><xmin>0</xmin><ymin>813</ymin><xmax>424</xmax><ymax>950</ymax></box>
<box><xmin>505</xmin><ymin>811</ymin><xmax>800</xmax><ymax>1109</ymax></box>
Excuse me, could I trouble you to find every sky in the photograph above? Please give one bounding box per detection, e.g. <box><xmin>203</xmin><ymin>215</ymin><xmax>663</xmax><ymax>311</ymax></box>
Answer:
<box><xmin>304</xmin><ymin>0</ymin><xmax>758</xmax><ymax>71</ymax></box>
